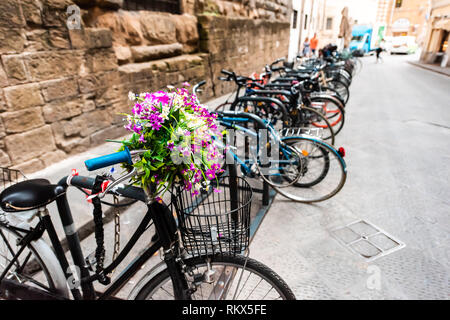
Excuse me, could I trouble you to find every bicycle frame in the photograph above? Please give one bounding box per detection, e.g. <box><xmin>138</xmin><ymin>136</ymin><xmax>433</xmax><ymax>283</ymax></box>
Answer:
<box><xmin>218</xmin><ymin>115</ymin><xmax>298</xmax><ymax>178</ymax></box>
<box><xmin>0</xmin><ymin>177</ymin><xmax>189</xmax><ymax>300</ymax></box>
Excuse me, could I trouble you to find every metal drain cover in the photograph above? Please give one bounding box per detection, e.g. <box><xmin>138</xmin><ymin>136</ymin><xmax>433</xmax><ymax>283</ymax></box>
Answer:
<box><xmin>331</xmin><ymin>220</ymin><xmax>405</xmax><ymax>261</ymax></box>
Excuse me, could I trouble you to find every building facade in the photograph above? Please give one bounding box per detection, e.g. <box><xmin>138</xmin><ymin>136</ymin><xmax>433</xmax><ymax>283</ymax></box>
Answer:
<box><xmin>420</xmin><ymin>0</ymin><xmax>450</xmax><ymax>66</ymax></box>
<box><xmin>385</xmin><ymin>0</ymin><xmax>430</xmax><ymax>45</ymax></box>
<box><xmin>0</xmin><ymin>0</ymin><xmax>292</xmax><ymax>173</ymax></box>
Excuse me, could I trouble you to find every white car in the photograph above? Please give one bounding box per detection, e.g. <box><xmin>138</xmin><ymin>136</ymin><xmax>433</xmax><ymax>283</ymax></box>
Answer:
<box><xmin>387</xmin><ymin>36</ymin><xmax>418</xmax><ymax>54</ymax></box>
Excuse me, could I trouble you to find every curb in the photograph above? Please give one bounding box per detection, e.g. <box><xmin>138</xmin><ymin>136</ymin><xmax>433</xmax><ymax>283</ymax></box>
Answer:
<box><xmin>407</xmin><ymin>61</ymin><xmax>450</xmax><ymax>77</ymax></box>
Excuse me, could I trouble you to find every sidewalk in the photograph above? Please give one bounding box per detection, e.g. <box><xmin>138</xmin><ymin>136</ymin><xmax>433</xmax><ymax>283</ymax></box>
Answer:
<box><xmin>407</xmin><ymin>60</ymin><xmax>450</xmax><ymax>77</ymax></box>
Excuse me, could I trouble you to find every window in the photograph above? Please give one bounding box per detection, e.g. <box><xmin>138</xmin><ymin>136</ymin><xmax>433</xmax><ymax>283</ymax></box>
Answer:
<box><xmin>326</xmin><ymin>17</ymin><xmax>333</xmax><ymax>30</ymax></box>
<box><xmin>304</xmin><ymin>14</ymin><xmax>308</xmax><ymax>29</ymax></box>
<box><xmin>123</xmin><ymin>0</ymin><xmax>181</xmax><ymax>14</ymax></box>
<box><xmin>395</xmin><ymin>0</ymin><xmax>402</xmax><ymax>8</ymax></box>
<box><xmin>292</xmin><ymin>10</ymin><xmax>298</xmax><ymax>29</ymax></box>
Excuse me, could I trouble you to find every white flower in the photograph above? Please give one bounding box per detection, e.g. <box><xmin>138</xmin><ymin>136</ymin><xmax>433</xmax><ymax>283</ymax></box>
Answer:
<box><xmin>128</xmin><ymin>91</ymin><xmax>136</xmax><ymax>101</ymax></box>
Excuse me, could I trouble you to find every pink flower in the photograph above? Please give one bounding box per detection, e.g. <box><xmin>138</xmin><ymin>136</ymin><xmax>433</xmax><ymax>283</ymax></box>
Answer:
<box><xmin>151</xmin><ymin>91</ymin><xmax>170</xmax><ymax>105</ymax></box>
<box><xmin>182</xmin><ymin>82</ymin><xmax>190</xmax><ymax>87</ymax></box>
<box><xmin>213</xmin><ymin>188</ymin><xmax>222</xmax><ymax>193</ymax></box>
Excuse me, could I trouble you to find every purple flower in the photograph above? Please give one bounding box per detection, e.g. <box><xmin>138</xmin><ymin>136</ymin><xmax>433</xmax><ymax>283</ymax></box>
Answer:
<box><xmin>213</xmin><ymin>188</ymin><xmax>222</xmax><ymax>193</ymax></box>
<box><xmin>139</xmin><ymin>135</ymin><xmax>146</xmax><ymax>143</ymax></box>
<box><xmin>167</xmin><ymin>141</ymin><xmax>175</xmax><ymax>151</ymax></box>
<box><xmin>205</xmin><ymin>169</ymin><xmax>216</xmax><ymax>180</ymax></box>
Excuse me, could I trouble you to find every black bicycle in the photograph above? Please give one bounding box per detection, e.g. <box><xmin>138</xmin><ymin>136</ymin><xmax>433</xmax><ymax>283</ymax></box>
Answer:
<box><xmin>0</xmin><ymin>151</ymin><xmax>295</xmax><ymax>300</ymax></box>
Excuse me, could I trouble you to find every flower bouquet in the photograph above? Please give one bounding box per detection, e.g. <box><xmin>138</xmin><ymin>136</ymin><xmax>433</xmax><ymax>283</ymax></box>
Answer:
<box><xmin>118</xmin><ymin>85</ymin><xmax>225</xmax><ymax>201</ymax></box>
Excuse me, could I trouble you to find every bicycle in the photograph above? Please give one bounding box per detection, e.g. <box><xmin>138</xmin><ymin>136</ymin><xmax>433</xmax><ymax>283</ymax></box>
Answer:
<box><xmin>0</xmin><ymin>153</ymin><xmax>296</xmax><ymax>299</ymax></box>
<box><xmin>193</xmin><ymin>81</ymin><xmax>347</xmax><ymax>204</ymax></box>
<box><xmin>213</xmin><ymin>70</ymin><xmax>338</xmax><ymax>145</ymax></box>
<box><xmin>216</xmin><ymin>111</ymin><xmax>347</xmax><ymax>203</ymax></box>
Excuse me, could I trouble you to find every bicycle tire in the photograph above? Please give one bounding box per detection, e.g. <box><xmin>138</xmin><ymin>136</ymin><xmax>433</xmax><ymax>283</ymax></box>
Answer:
<box><xmin>327</xmin><ymin>79</ymin><xmax>350</xmax><ymax>104</ymax></box>
<box><xmin>0</xmin><ymin>225</ymin><xmax>67</xmax><ymax>299</ymax></box>
<box><xmin>134</xmin><ymin>253</ymin><xmax>296</xmax><ymax>300</ymax></box>
<box><xmin>274</xmin><ymin>137</ymin><xmax>347</xmax><ymax>203</ymax></box>
<box><xmin>294</xmin><ymin>106</ymin><xmax>336</xmax><ymax>146</ymax></box>
<box><xmin>309</xmin><ymin>95</ymin><xmax>345</xmax><ymax>136</ymax></box>
<box><xmin>319</xmin><ymin>86</ymin><xmax>346</xmax><ymax>107</ymax></box>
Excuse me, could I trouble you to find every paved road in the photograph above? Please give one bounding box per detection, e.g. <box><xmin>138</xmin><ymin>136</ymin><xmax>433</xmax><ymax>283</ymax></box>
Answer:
<box><xmin>249</xmin><ymin>54</ymin><xmax>450</xmax><ymax>299</ymax></box>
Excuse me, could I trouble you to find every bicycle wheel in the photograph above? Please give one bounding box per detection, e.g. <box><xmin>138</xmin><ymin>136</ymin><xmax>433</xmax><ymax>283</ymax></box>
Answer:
<box><xmin>353</xmin><ymin>57</ymin><xmax>362</xmax><ymax>75</ymax></box>
<box><xmin>256</xmin><ymin>143</ymin><xmax>303</xmax><ymax>188</ymax></box>
<box><xmin>293</xmin><ymin>107</ymin><xmax>335</xmax><ymax>146</ymax></box>
<box><xmin>319</xmin><ymin>86</ymin><xmax>346</xmax><ymax>107</ymax></box>
<box><xmin>274</xmin><ymin>137</ymin><xmax>347</xmax><ymax>203</ymax></box>
<box><xmin>327</xmin><ymin>79</ymin><xmax>349</xmax><ymax>105</ymax></box>
<box><xmin>134</xmin><ymin>254</ymin><xmax>296</xmax><ymax>300</ymax></box>
<box><xmin>0</xmin><ymin>225</ymin><xmax>66</xmax><ymax>299</ymax></box>
<box><xmin>309</xmin><ymin>96</ymin><xmax>345</xmax><ymax>136</ymax></box>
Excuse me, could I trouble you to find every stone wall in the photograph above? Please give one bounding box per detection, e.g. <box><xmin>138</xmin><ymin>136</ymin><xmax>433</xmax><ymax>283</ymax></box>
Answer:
<box><xmin>0</xmin><ymin>0</ymin><xmax>291</xmax><ymax>174</ymax></box>
<box><xmin>198</xmin><ymin>15</ymin><xmax>290</xmax><ymax>96</ymax></box>
<box><xmin>0</xmin><ymin>0</ymin><xmax>124</xmax><ymax>173</ymax></box>
<box><xmin>197</xmin><ymin>0</ymin><xmax>291</xmax><ymax>22</ymax></box>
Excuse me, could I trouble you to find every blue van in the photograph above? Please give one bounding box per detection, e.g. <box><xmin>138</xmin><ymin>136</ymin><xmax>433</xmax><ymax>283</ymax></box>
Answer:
<box><xmin>350</xmin><ymin>25</ymin><xmax>373</xmax><ymax>54</ymax></box>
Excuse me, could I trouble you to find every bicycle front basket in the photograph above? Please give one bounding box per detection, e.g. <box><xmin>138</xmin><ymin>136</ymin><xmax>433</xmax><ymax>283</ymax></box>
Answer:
<box><xmin>0</xmin><ymin>167</ymin><xmax>27</xmax><ymax>193</ymax></box>
<box><xmin>172</xmin><ymin>176</ymin><xmax>252</xmax><ymax>256</ymax></box>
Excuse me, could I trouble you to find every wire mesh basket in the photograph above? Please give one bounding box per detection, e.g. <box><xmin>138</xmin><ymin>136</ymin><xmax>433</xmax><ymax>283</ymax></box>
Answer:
<box><xmin>172</xmin><ymin>176</ymin><xmax>253</xmax><ymax>256</ymax></box>
<box><xmin>0</xmin><ymin>167</ymin><xmax>27</xmax><ymax>193</ymax></box>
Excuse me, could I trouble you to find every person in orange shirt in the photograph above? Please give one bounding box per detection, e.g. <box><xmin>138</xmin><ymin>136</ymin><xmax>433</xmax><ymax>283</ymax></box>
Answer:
<box><xmin>310</xmin><ymin>33</ymin><xmax>319</xmax><ymax>55</ymax></box>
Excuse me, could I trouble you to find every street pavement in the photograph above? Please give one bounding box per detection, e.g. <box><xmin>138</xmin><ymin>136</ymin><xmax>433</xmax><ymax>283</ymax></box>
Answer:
<box><xmin>28</xmin><ymin>53</ymin><xmax>450</xmax><ymax>299</ymax></box>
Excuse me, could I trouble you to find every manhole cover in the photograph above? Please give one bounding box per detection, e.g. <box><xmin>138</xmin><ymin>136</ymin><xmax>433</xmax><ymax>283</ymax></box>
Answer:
<box><xmin>331</xmin><ymin>220</ymin><xmax>405</xmax><ymax>261</ymax></box>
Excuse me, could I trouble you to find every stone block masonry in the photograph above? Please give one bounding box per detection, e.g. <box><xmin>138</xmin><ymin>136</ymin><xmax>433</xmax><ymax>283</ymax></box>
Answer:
<box><xmin>198</xmin><ymin>15</ymin><xmax>290</xmax><ymax>96</ymax></box>
<box><xmin>0</xmin><ymin>0</ymin><xmax>291</xmax><ymax>174</ymax></box>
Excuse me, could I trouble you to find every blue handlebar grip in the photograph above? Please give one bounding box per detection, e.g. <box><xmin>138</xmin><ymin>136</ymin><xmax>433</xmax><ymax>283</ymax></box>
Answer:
<box><xmin>84</xmin><ymin>148</ymin><xmax>133</xmax><ymax>171</ymax></box>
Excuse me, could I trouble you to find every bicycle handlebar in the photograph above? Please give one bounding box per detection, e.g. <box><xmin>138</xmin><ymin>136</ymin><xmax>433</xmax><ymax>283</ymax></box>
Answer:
<box><xmin>192</xmin><ymin>80</ymin><xmax>206</xmax><ymax>96</ymax></box>
<box><xmin>84</xmin><ymin>148</ymin><xmax>133</xmax><ymax>171</ymax></box>
<box><xmin>270</xmin><ymin>57</ymin><xmax>285</xmax><ymax>67</ymax></box>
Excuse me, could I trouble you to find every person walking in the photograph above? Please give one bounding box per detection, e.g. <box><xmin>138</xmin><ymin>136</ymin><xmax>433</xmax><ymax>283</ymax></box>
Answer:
<box><xmin>310</xmin><ymin>33</ymin><xmax>319</xmax><ymax>56</ymax></box>
<box><xmin>302</xmin><ymin>37</ymin><xmax>310</xmax><ymax>57</ymax></box>
<box><xmin>375</xmin><ymin>39</ymin><xmax>385</xmax><ymax>63</ymax></box>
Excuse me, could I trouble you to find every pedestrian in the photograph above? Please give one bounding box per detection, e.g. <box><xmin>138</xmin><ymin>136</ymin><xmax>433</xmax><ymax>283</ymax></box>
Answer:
<box><xmin>375</xmin><ymin>39</ymin><xmax>385</xmax><ymax>63</ymax></box>
<box><xmin>310</xmin><ymin>33</ymin><xmax>319</xmax><ymax>56</ymax></box>
<box><xmin>302</xmin><ymin>37</ymin><xmax>310</xmax><ymax>57</ymax></box>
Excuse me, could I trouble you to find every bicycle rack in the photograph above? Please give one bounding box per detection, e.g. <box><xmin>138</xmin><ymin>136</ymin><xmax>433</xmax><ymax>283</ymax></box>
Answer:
<box><xmin>225</xmin><ymin>159</ymin><xmax>276</xmax><ymax>242</ymax></box>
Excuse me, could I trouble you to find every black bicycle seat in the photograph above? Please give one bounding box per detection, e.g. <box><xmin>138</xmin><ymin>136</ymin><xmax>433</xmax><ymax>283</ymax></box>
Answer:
<box><xmin>0</xmin><ymin>179</ymin><xmax>65</xmax><ymax>212</ymax></box>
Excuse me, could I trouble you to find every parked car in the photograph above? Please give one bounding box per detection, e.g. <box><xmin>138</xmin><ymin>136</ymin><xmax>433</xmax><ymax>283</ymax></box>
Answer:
<box><xmin>385</xmin><ymin>36</ymin><xmax>418</xmax><ymax>54</ymax></box>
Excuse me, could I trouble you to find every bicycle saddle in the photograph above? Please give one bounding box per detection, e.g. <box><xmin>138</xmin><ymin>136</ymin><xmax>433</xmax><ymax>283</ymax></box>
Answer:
<box><xmin>0</xmin><ymin>179</ymin><xmax>65</xmax><ymax>212</ymax></box>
